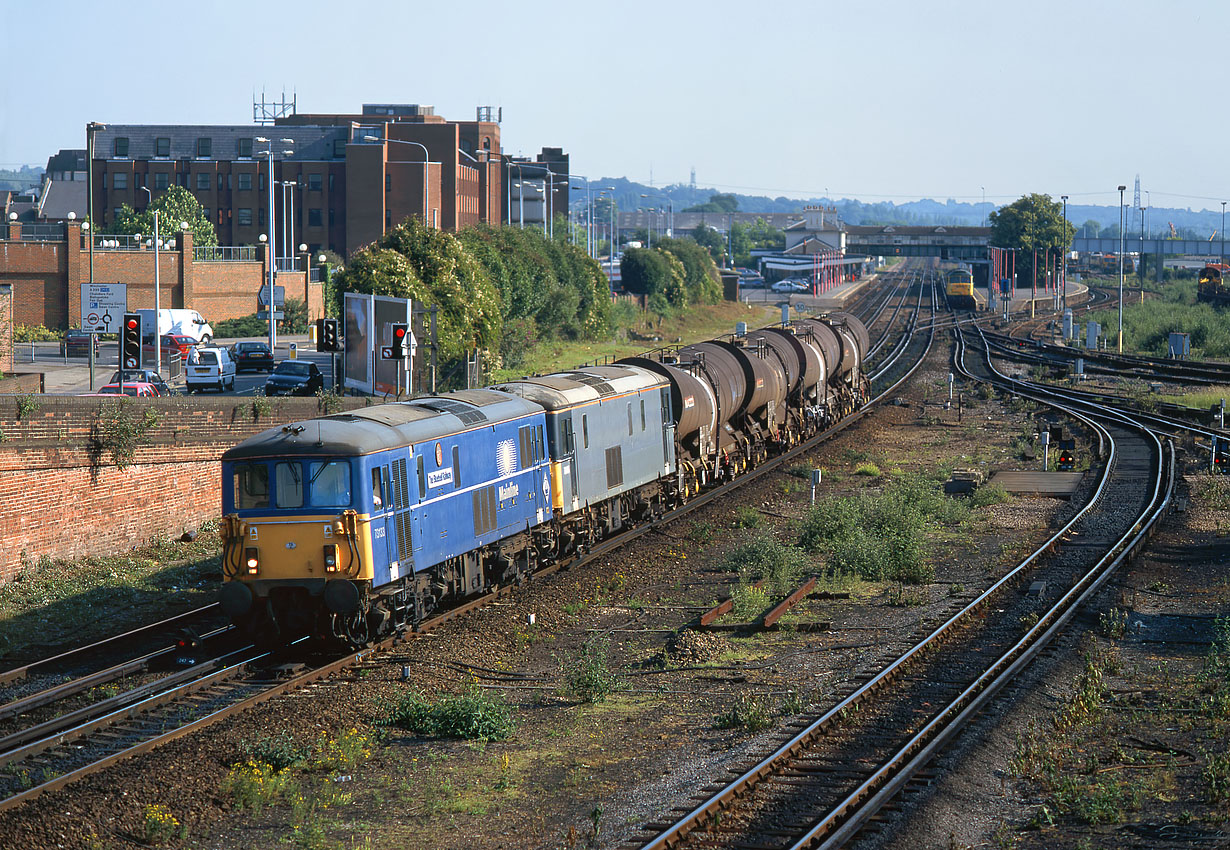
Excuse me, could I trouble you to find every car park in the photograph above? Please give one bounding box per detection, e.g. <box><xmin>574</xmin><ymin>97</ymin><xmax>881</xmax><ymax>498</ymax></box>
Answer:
<box><xmin>229</xmin><ymin>341</ymin><xmax>275</xmax><ymax>373</ymax></box>
<box><xmin>82</xmin><ymin>382</ymin><xmax>159</xmax><ymax>398</ymax></box>
<box><xmin>771</xmin><ymin>279</ymin><xmax>810</xmax><ymax>293</ymax></box>
<box><xmin>107</xmin><ymin>369</ymin><xmax>175</xmax><ymax>396</ymax></box>
<box><xmin>265</xmin><ymin>360</ymin><xmax>324</xmax><ymax>396</ymax></box>
<box><xmin>60</xmin><ymin>329</ymin><xmax>99</xmax><ymax>358</ymax></box>
<box><xmin>185</xmin><ymin>346</ymin><xmax>237</xmax><ymax>393</ymax></box>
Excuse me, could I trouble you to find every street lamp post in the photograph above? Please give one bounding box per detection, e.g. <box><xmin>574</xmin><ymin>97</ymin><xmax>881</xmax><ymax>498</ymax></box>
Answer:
<box><xmin>257</xmin><ymin>137</ymin><xmax>294</xmax><ymax>353</ymax></box>
<box><xmin>86</xmin><ymin>122</ymin><xmax>105</xmax><ymax>300</ymax></box>
<box><xmin>1061</xmin><ymin>194</ymin><xmax>1068</xmax><ymax>313</ymax></box>
<box><xmin>1118</xmin><ymin>184</ymin><xmax>1126</xmax><ymax>354</ymax></box>
<box><xmin>641</xmin><ymin>192</ymin><xmax>674</xmax><ymax>241</ymax></box>
<box><xmin>1221</xmin><ymin>201</ymin><xmax>1226</xmax><ymax>269</ymax></box>
<box><xmin>363</xmin><ymin>136</ymin><xmax>435</xmax><ymax>229</ymax></box>
<box><xmin>140</xmin><ymin>186</ymin><xmax>160</xmax><ymax>370</ymax></box>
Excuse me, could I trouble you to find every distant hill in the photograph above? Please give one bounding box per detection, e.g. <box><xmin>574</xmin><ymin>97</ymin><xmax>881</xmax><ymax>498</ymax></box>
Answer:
<box><xmin>601</xmin><ymin>178</ymin><xmax>1225</xmax><ymax>240</ymax></box>
<box><xmin>0</xmin><ymin>165</ymin><xmax>43</xmax><ymax>193</ymax></box>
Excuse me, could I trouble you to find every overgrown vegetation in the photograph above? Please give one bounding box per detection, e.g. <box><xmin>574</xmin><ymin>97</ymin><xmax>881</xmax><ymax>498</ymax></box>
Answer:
<box><xmin>92</xmin><ymin>399</ymin><xmax>159</xmax><ymax>469</ymax></box>
<box><xmin>1088</xmin><ymin>282</ymin><xmax>1230</xmax><ymax>358</ymax></box>
<box><xmin>382</xmin><ymin>685</ymin><xmax>515</xmax><ymax>740</ymax></box>
<box><xmin>558</xmin><ymin>634</ymin><xmax>623</xmax><ymax>704</ymax></box>
<box><xmin>797</xmin><ymin>473</ymin><xmax>973</xmax><ymax>584</ymax></box>
<box><xmin>714</xmin><ymin>691</ymin><xmax>775</xmax><ymax>733</ymax></box>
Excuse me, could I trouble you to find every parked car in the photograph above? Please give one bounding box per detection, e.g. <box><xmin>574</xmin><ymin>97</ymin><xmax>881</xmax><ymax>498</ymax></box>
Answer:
<box><xmin>185</xmin><ymin>346</ymin><xmax>237</xmax><ymax>393</ymax></box>
<box><xmin>771</xmin><ymin>279</ymin><xmax>810</xmax><ymax>293</ymax></box>
<box><xmin>265</xmin><ymin>360</ymin><xmax>324</xmax><ymax>396</ymax></box>
<box><xmin>60</xmin><ymin>329</ymin><xmax>99</xmax><ymax>358</ymax></box>
<box><xmin>108</xmin><ymin>369</ymin><xmax>175</xmax><ymax>396</ymax></box>
<box><xmin>82</xmin><ymin>382</ymin><xmax>159</xmax><ymax>398</ymax></box>
<box><xmin>229</xmin><ymin>341</ymin><xmax>275</xmax><ymax>373</ymax></box>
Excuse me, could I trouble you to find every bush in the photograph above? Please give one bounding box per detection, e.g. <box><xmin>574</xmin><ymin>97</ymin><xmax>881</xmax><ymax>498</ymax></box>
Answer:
<box><xmin>239</xmin><ymin>730</ymin><xmax>308</xmax><ymax>771</ymax></box>
<box><xmin>970</xmin><ymin>482</ymin><xmax>1010</xmax><ymax>508</ymax></box>
<box><xmin>559</xmin><ymin>635</ymin><xmax>623</xmax><ymax>704</ymax></box>
<box><xmin>12</xmin><ymin>324</ymin><xmax>60</xmax><ymax>342</ymax></box>
<box><xmin>384</xmin><ymin>684</ymin><xmax>515</xmax><ymax>740</ymax></box>
<box><xmin>213</xmin><ymin>298</ymin><xmax>309</xmax><ymax>338</ymax></box>
<box><xmin>797</xmin><ymin>474</ymin><xmax>959</xmax><ymax>584</ymax></box>
<box><xmin>722</xmin><ymin>534</ymin><xmax>810</xmax><ymax>595</ymax></box>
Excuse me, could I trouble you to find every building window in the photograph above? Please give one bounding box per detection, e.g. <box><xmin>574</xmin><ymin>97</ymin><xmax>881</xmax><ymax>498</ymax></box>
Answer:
<box><xmin>178</xmin><ymin>173</ymin><xmax>187</xmax><ymax>188</ymax></box>
<box><xmin>308</xmin><ymin>208</ymin><xmax>322</xmax><ymax>227</ymax></box>
<box><xmin>218</xmin><ymin>174</ymin><xmax>224</xmax><ymax>191</ymax></box>
<box><xmin>238</xmin><ymin>138</ymin><xmax>253</xmax><ymax>158</ymax></box>
<box><xmin>308</xmin><ymin>173</ymin><xmax>322</xmax><ymax>191</ymax></box>
<box><xmin>155</xmin><ymin>137</ymin><xmax>170</xmax><ymax>157</ymax></box>
<box><xmin>203</xmin><ymin>208</ymin><xmax>211</xmax><ymax>222</ymax></box>
<box><xmin>385</xmin><ymin>174</ymin><xmax>391</xmax><ymax>191</ymax></box>
<box><xmin>197</xmin><ymin>137</ymin><xmax>212</xmax><ymax>158</ymax></box>
<box><xmin>113</xmin><ymin>173</ymin><xmax>127</xmax><ymax>190</ymax></box>
<box><xmin>334</xmin><ymin>139</ymin><xmax>347</xmax><ymax>158</ymax></box>
<box><xmin>237</xmin><ymin>208</ymin><xmax>253</xmax><ymax>226</ymax></box>
<box><xmin>238</xmin><ymin>173</ymin><xmax>252</xmax><ymax>191</ymax></box>
<box><xmin>328</xmin><ymin>208</ymin><xmax>335</xmax><ymax>227</ymax></box>
<box><xmin>154</xmin><ymin>172</ymin><xmax>169</xmax><ymax>190</ymax></box>
<box><xmin>101</xmin><ymin>174</ymin><xmax>106</xmax><ymax>189</ymax></box>
<box><xmin>197</xmin><ymin>173</ymin><xmax>210</xmax><ymax>191</ymax></box>
<box><xmin>328</xmin><ymin>173</ymin><xmax>334</xmax><ymax>191</ymax></box>
<box><xmin>259</xmin><ymin>174</ymin><xmax>265</xmax><ymax>191</ymax></box>
<box><xmin>113</xmin><ymin>137</ymin><xmax>129</xmax><ymax>158</ymax></box>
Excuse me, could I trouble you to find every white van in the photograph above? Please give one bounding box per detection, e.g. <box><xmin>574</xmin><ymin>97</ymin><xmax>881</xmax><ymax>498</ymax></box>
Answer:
<box><xmin>136</xmin><ymin>309</ymin><xmax>215</xmax><ymax>345</ymax></box>
<box><xmin>185</xmin><ymin>346</ymin><xmax>236</xmax><ymax>392</ymax></box>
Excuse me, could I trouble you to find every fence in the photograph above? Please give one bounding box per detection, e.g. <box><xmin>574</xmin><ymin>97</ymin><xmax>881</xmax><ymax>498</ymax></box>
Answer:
<box><xmin>193</xmin><ymin>245</ymin><xmax>258</xmax><ymax>262</ymax></box>
<box><xmin>16</xmin><ymin>223</ymin><xmax>65</xmax><ymax>242</ymax></box>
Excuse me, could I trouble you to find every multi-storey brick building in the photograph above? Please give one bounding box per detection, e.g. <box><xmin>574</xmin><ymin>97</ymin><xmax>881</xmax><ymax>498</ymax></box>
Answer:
<box><xmin>88</xmin><ymin>104</ymin><xmax>568</xmax><ymax>258</ymax></box>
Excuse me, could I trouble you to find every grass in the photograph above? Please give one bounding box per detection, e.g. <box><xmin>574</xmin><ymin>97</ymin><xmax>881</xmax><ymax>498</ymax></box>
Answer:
<box><xmin>0</xmin><ymin>524</ymin><xmax>222</xmax><ymax>658</ymax></box>
<box><xmin>1155</xmin><ymin>386</ymin><xmax>1230</xmax><ymax>411</ymax></box>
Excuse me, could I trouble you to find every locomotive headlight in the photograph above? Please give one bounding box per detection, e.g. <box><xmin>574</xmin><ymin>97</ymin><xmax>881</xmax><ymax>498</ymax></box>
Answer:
<box><xmin>245</xmin><ymin>547</ymin><xmax>260</xmax><ymax>575</ymax></box>
<box><xmin>323</xmin><ymin>544</ymin><xmax>338</xmax><ymax>572</ymax></box>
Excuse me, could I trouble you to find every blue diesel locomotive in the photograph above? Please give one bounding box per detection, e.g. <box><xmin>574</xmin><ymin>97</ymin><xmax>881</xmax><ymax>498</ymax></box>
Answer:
<box><xmin>219</xmin><ymin>315</ymin><xmax>869</xmax><ymax>647</ymax></box>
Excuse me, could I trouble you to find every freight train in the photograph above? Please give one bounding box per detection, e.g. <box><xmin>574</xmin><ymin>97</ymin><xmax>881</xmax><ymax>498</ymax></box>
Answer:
<box><xmin>218</xmin><ymin>313</ymin><xmax>870</xmax><ymax>647</ymax></box>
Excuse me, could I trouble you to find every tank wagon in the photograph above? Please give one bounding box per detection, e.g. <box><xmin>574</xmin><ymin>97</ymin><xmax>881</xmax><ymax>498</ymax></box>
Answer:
<box><xmin>219</xmin><ymin>314</ymin><xmax>869</xmax><ymax>647</ymax></box>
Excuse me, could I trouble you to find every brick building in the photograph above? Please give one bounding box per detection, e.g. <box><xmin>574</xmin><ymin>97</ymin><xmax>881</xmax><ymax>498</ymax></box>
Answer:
<box><xmin>87</xmin><ymin>104</ymin><xmax>567</xmax><ymax>258</ymax></box>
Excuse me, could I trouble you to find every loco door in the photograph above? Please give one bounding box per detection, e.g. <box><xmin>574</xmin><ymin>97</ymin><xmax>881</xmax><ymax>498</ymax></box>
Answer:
<box><xmin>370</xmin><ymin>465</ymin><xmax>400</xmax><ymax>581</ymax></box>
<box><xmin>551</xmin><ymin>413</ymin><xmax>580</xmax><ymax>513</ymax></box>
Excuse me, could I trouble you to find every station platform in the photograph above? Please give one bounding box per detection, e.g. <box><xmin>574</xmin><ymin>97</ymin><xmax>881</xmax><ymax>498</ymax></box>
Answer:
<box><xmin>972</xmin><ymin>280</ymin><xmax>1089</xmax><ymax>314</ymax></box>
<box><xmin>739</xmin><ymin>273</ymin><xmax>875</xmax><ymax>313</ymax></box>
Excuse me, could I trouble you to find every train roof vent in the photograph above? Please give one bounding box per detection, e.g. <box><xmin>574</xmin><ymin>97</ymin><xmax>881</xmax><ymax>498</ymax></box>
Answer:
<box><xmin>413</xmin><ymin>398</ymin><xmax>488</xmax><ymax>425</ymax></box>
<box><xmin>559</xmin><ymin>371</ymin><xmax>615</xmax><ymax>396</ymax></box>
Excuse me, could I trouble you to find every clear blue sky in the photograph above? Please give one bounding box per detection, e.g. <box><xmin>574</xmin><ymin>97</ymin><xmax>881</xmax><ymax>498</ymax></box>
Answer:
<box><xmin>2</xmin><ymin>0</ymin><xmax>1225</xmax><ymax>210</ymax></box>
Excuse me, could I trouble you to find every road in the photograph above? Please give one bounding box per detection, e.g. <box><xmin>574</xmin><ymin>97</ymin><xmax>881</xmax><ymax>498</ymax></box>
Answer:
<box><xmin>16</xmin><ymin>336</ymin><xmax>340</xmax><ymax>397</ymax></box>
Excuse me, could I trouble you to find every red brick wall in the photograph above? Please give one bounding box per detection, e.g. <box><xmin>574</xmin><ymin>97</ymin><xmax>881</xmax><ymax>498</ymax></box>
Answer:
<box><xmin>0</xmin><ymin>394</ymin><xmax>366</xmax><ymax>583</ymax></box>
<box><xmin>0</xmin><ymin>225</ymin><xmax>321</xmax><ymax>328</ymax></box>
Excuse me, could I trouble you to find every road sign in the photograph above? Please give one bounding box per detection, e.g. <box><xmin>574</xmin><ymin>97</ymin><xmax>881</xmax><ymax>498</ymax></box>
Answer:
<box><xmin>258</xmin><ymin>285</ymin><xmax>286</xmax><ymax>307</ymax></box>
<box><xmin>80</xmin><ymin>283</ymin><xmax>127</xmax><ymax>333</ymax></box>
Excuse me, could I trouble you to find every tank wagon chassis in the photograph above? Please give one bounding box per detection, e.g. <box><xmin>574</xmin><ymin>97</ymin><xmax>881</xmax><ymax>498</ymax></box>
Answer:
<box><xmin>219</xmin><ymin>314</ymin><xmax>872</xmax><ymax>649</ymax></box>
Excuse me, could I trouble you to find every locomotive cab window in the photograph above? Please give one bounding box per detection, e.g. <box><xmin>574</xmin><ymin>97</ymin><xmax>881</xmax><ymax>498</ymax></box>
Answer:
<box><xmin>234</xmin><ymin>463</ymin><xmax>270</xmax><ymax>509</ymax></box>
<box><xmin>309</xmin><ymin>460</ymin><xmax>351</xmax><ymax>508</ymax></box>
<box><xmin>371</xmin><ymin>467</ymin><xmax>384</xmax><ymax>510</ymax></box>
<box><xmin>275</xmin><ymin>462</ymin><xmax>304</xmax><ymax>509</ymax></box>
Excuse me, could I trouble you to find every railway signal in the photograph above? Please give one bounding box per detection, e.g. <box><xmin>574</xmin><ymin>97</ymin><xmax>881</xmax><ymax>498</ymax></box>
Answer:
<box><xmin>121</xmin><ymin>313</ymin><xmax>141</xmax><ymax>369</ymax></box>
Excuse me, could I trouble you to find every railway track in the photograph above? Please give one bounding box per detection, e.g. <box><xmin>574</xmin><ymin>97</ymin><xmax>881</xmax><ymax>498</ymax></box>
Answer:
<box><xmin>620</xmin><ymin>304</ymin><xmax>1174</xmax><ymax>850</ymax></box>
<box><xmin>0</xmin><ymin>273</ymin><xmax>935</xmax><ymax>818</ymax></box>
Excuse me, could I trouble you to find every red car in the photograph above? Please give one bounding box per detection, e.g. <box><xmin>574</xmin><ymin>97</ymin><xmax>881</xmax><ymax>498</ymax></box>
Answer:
<box><xmin>143</xmin><ymin>333</ymin><xmax>196</xmax><ymax>361</ymax></box>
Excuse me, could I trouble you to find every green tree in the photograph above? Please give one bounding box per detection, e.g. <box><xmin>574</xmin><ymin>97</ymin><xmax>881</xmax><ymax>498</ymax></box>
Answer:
<box><xmin>691</xmin><ymin>223</ymin><xmax>727</xmax><ymax>264</ymax></box>
<box><xmin>683</xmin><ymin>193</ymin><xmax>738</xmax><ymax>214</ymax></box>
<box><xmin>620</xmin><ymin>247</ymin><xmax>670</xmax><ymax>298</ymax></box>
<box><xmin>1079</xmin><ymin>219</ymin><xmax>1102</xmax><ymax>239</ymax></box>
<box><xmin>988</xmin><ymin>193</ymin><xmax>1075</xmax><ymax>286</ymax></box>
<box><xmin>337</xmin><ymin>218</ymin><xmax>501</xmax><ymax>364</ymax></box>
<box><xmin>111</xmin><ymin>185</ymin><xmax>217</xmax><ymax>247</ymax></box>
<box><xmin>656</xmin><ymin>237</ymin><xmax>722</xmax><ymax>305</ymax></box>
